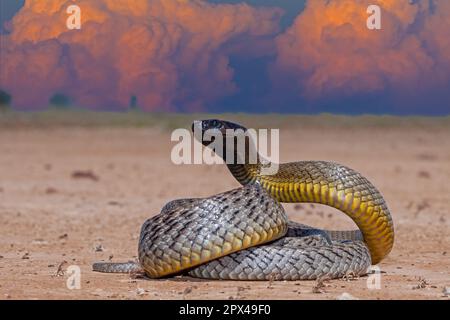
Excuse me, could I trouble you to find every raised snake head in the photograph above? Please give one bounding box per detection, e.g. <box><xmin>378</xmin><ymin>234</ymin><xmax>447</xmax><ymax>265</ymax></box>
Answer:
<box><xmin>192</xmin><ymin>119</ymin><xmax>248</xmax><ymax>146</ymax></box>
<box><xmin>192</xmin><ymin>119</ymin><xmax>246</xmax><ymax>138</ymax></box>
<box><xmin>192</xmin><ymin>119</ymin><xmax>254</xmax><ymax>163</ymax></box>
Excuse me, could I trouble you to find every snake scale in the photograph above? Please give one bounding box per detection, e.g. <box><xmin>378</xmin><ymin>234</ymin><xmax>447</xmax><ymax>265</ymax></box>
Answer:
<box><xmin>93</xmin><ymin>119</ymin><xmax>394</xmax><ymax>280</ymax></box>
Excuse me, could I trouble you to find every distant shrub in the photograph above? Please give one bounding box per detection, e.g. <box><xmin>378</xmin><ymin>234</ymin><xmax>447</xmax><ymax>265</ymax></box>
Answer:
<box><xmin>129</xmin><ymin>95</ymin><xmax>139</xmax><ymax>111</ymax></box>
<box><xmin>0</xmin><ymin>90</ymin><xmax>12</xmax><ymax>112</ymax></box>
<box><xmin>49</xmin><ymin>93</ymin><xmax>71</xmax><ymax>108</ymax></box>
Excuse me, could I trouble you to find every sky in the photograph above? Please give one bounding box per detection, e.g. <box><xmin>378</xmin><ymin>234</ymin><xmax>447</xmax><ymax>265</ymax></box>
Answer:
<box><xmin>0</xmin><ymin>0</ymin><xmax>449</xmax><ymax>115</ymax></box>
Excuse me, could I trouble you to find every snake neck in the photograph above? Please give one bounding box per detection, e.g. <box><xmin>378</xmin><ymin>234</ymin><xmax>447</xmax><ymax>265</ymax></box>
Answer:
<box><xmin>226</xmin><ymin>163</ymin><xmax>261</xmax><ymax>185</ymax></box>
<box><xmin>224</xmin><ymin>143</ymin><xmax>272</xmax><ymax>185</ymax></box>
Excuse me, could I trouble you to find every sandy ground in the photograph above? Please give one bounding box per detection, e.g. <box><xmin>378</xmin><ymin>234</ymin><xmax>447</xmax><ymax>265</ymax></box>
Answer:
<box><xmin>0</xmin><ymin>116</ymin><xmax>449</xmax><ymax>300</ymax></box>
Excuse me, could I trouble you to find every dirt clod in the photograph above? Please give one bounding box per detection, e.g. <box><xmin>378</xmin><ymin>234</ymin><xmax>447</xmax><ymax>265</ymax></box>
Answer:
<box><xmin>71</xmin><ymin>170</ymin><xmax>99</xmax><ymax>181</ymax></box>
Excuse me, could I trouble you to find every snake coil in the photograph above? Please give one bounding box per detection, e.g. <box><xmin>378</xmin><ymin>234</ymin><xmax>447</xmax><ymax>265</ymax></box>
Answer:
<box><xmin>93</xmin><ymin>119</ymin><xmax>394</xmax><ymax>280</ymax></box>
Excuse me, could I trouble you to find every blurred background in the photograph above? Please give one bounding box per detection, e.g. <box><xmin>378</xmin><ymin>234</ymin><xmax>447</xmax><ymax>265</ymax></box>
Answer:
<box><xmin>1</xmin><ymin>0</ymin><xmax>449</xmax><ymax>115</ymax></box>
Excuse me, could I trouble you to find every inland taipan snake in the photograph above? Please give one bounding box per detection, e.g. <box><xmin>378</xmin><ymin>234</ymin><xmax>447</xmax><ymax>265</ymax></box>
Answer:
<box><xmin>93</xmin><ymin>119</ymin><xmax>394</xmax><ymax>280</ymax></box>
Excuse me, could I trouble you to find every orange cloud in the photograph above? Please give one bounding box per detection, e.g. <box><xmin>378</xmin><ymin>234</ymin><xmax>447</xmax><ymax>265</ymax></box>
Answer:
<box><xmin>0</xmin><ymin>0</ymin><xmax>282</xmax><ymax>110</ymax></box>
<box><xmin>273</xmin><ymin>0</ymin><xmax>450</xmax><ymax>113</ymax></box>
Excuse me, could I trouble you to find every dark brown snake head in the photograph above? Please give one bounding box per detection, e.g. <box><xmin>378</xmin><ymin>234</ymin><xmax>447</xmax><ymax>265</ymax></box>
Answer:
<box><xmin>192</xmin><ymin>119</ymin><xmax>246</xmax><ymax>135</ymax></box>
<box><xmin>192</xmin><ymin>119</ymin><xmax>248</xmax><ymax>147</ymax></box>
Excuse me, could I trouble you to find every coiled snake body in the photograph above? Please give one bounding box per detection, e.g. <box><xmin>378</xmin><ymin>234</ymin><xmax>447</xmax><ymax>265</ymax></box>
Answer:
<box><xmin>93</xmin><ymin>120</ymin><xmax>394</xmax><ymax>280</ymax></box>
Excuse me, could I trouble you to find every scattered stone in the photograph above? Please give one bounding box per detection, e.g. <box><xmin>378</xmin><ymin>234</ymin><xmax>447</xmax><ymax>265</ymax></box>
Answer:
<box><xmin>32</xmin><ymin>239</ymin><xmax>48</xmax><ymax>245</ymax></box>
<box><xmin>136</xmin><ymin>288</ymin><xmax>147</xmax><ymax>296</ymax></box>
<box><xmin>336</xmin><ymin>292</ymin><xmax>359</xmax><ymax>300</ymax></box>
<box><xmin>21</xmin><ymin>252</ymin><xmax>30</xmax><ymax>259</ymax></box>
<box><xmin>443</xmin><ymin>287</ymin><xmax>450</xmax><ymax>297</ymax></box>
<box><xmin>417</xmin><ymin>170</ymin><xmax>431</xmax><ymax>179</ymax></box>
<box><xmin>53</xmin><ymin>260</ymin><xmax>68</xmax><ymax>277</ymax></box>
<box><xmin>294</xmin><ymin>204</ymin><xmax>303</xmax><ymax>211</ymax></box>
<box><xmin>183</xmin><ymin>287</ymin><xmax>193</xmax><ymax>295</ymax></box>
<box><xmin>412</xmin><ymin>277</ymin><xmax>428</xmax><ymax>290</ymax></box>
<box><xmin>58</xmin><ymin>233</ymin><xmax>68</xmax><ymax>240</ymax></box>
<box><xmin>45</xmin><ymin>187</ymin><xmax>58</xmax><ymax>195</ymax></box>
<box><xmin>414</xmin><ymin>200</ymin><xmax>430</xmax><ymax>217</ymax></box>
<box><xmin>95</xmin><ymin>244</ymin><xmax>104</xmax><ymax>252</ymax></box>
<box><xmin>71</xmin><ymin>170</ymin><xmax>99</xmax><ymax>182</ymax></box>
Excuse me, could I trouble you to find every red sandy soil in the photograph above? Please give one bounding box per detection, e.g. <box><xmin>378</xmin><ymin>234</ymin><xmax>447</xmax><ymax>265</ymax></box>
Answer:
<box><xmin>0</xmin><ymin>118</ymin><xmax>449</xmax><ymax>299</ymax></box>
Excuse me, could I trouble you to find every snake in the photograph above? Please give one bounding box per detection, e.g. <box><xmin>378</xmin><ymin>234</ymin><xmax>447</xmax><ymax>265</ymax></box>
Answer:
<box><xmin>93</xmin><ymin>119</ymin><xmax>394</xmax><ymax>280</ymax></box>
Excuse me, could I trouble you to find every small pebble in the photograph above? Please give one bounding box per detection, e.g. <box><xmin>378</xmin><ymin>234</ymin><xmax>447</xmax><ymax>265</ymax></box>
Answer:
<box><xmin>336</xmin><ymin>292</ymin><xmax>359</xmax><ymax>300</ymax></box>
<box><xmin>136</xmin><ymin>288</ymin><xmax>146</xmax><ymax>296</ymax></box>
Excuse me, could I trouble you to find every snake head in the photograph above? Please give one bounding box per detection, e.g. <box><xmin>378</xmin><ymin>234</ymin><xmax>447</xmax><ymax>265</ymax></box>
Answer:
<box><xmin>192</xmin><ymin>119</ymin><xmax>247</xmax><ymax>146</ymax></box>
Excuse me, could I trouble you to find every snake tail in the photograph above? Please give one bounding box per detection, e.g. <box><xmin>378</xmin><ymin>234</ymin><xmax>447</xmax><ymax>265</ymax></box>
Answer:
<box><xmin>92</xmin><ymin>262</ymin><xmax>143</xmax><ymax>273</ymax></box>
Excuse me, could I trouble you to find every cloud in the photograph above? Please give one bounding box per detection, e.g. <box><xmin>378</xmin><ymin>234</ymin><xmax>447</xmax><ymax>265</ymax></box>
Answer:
<box><xmin>0</xmin><ymin>0</ymin><xmax>282</xmax><ymax>110</ymax></box>
<box><xmin>272</xmin><ymin>0</ymin><xmax>450</xmax><ymax>114</ymax></box>
<box><xmin>1</xmin><ymin>0</ymin><xmax>449</xmax><ymax>114</ymax></box>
